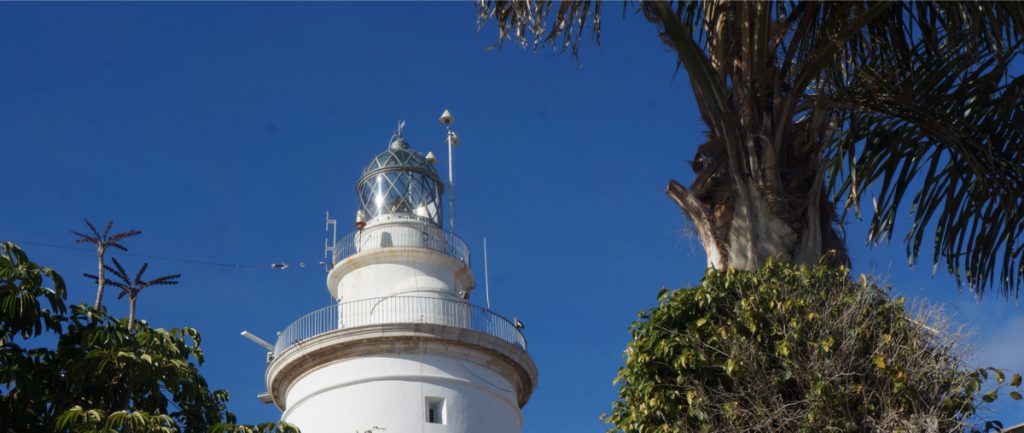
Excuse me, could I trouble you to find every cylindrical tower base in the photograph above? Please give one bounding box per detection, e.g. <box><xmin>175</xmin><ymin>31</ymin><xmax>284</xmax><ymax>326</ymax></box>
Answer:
<box><xmin>284</xmin><ymin>355</ymin><xmax>522</xmax><ymax>433</ymax></box>
<box><xmin>266</xmin><ymin>323</ymin><xmax>537</xmax><ymax>433</ymax></box>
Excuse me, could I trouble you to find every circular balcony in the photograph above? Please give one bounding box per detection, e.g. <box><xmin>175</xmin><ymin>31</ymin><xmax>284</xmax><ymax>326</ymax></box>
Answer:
<box><xmin>332</xmin><ymin>221</ymin><xmax>470</xmax><ymax>266</ymax></box>
<box><xmin>272</xmin><ymin>296</ymin><xmax>526</xmax><ymax>357</ymax></box>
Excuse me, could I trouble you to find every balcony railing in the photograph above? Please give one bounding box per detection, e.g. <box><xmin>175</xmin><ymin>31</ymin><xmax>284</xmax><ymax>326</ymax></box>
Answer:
<box><xmin>332</xmin><ymin>221</ymin><xmax>470</xmax><ymax>266</ymax></box>
<box><xmin>273</xmin><ymin>296</ymin><xmax>526</xmax><ymax>356</ymax></box>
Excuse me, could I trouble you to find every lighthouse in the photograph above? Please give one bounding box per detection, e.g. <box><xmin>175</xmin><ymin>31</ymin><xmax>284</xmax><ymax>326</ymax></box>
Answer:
<box><xmin>262</xmin><ymin>120</ymin><xmax>538</xmax><ymax>433</ymax></box>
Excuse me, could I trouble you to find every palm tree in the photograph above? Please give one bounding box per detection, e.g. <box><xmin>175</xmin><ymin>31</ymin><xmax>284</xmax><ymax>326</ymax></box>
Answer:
<box><xmin>85</xmin><ymin>258</ymin><xmax>179</xmax><ymax>332</ymax></box>
<box><xmin>478</xmin><ymin>1</ymin><xmax>1024</xmax><ymax>297</ymax></box>
<box><xmin>71</xmin><ymin>219</ymin><xmax>141</xmax><ymax>309</ymax></box>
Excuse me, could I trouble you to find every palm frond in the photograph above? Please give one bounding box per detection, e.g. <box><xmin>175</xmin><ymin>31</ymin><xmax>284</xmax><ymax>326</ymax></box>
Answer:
<box><xmin>135</xmin><ymin>262</ymin><xmax>149</xmax><ymax>286</ymax></box>
<box><xmin>826</xmin><ymin>3</ymin><xmax>1024</xmax><ymax>297</ymax></box>
<box><xmin>70</xmin><ymin>231</ymin><xmax>99</xmax><ymax>244</ymax></box>
<box><xmin>83</xmin><ymin>219</ymin><xmax>100</xmax><ymax>239</ymax></box>
<box><xmin>73</xmin><ymin>219</ymin><xmax>140</xmax><ymax>249</ymax></box>
<box><xmin>108</xmin><ymin>229</ymin><xmax>141</xmax><ymax>244</ymax></box>
<box><xmin>476</xmin><ymin>0</ymin><xmax>601</xmax><ymax>58</ymax></box>
<box><xmin>107</xmin><ymin>257</ymin><xmax>131</xmax><ymax>285</ymax></box>
<box><xmin>146</xmin><ymin>275</ymin><xmax>181</xmax><ymax>287</ymax></box>
<box><xmin>105</xmin><ymin>278</ymin><xmax>131</xmax><ymax>292</ymax></box>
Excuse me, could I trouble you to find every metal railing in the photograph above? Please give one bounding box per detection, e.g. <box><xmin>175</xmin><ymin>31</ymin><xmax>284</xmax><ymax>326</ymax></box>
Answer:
<box><xmin>273</xmin><ymin>296</ymin><xmax>526</xmax><ymax>356</ymax></box>
<box><xmin>332</xmin><ymin>221</ymin><xmax>470</xmax><ymax>266</ymax></box>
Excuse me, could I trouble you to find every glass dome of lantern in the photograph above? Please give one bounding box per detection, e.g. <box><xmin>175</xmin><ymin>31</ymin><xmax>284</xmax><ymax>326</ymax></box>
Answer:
<box><xmin>356</xmin><ymin>134</ymin><xmax>444</xmax><ymax>226</ymax></box>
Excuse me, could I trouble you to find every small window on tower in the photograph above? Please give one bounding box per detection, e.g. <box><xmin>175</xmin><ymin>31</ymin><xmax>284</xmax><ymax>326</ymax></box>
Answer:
<box><xmin>425</xmin><ymin>397</ymin><xmax>445</xmax><ymax>424</ymax></box>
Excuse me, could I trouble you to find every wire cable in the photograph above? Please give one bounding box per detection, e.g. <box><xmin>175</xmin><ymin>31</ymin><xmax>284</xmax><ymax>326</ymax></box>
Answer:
<box><xmin>0</xmin><ymin>237</ymin><xmax>308</xmax><ymax>270</ymax></box>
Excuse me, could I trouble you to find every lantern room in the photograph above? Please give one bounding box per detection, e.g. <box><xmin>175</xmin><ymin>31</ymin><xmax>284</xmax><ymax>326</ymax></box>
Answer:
<box><xmin>356</xmin><ymin>137</ymin><xmax>443</xmax><ymax>226</ymax></box>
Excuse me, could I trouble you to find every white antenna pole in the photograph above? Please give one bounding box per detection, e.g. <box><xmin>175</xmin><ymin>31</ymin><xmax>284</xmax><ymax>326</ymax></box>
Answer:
<box><xmin>448</xmin><ymin>135</ymin><xmax>455</xmax><ymax>235</ymax></box>
<box><xmin>483</xmin><ymin>237</ymin><xmax>491</xmax><ymax>309</ymax></box>
<box><xmin>324</xmin><ymin>211</ymin><xmax>337</xmax><ymax>271</ymax></box>
<box><xmin>331</xmin><ymin>213</ymin><xmax>337</xmax><ymax>251</ymax></box>
<box><xmin>439</xmin><ymin>109</ymin><xmax>458</xmax><ymax>238</ymax></box>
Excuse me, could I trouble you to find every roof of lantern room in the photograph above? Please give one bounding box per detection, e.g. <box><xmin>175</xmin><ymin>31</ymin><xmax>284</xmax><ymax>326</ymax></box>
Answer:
<box><xmin>358</xmin><ymin>137</ymin><xmax>443</xmax><ymax>189</ymax></box>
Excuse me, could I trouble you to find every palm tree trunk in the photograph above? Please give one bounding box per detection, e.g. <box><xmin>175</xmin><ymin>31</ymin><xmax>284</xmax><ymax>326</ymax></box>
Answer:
<box><xmin>127</xmin><ymin>295</ymin><xmax>136</xmax><ymax>332</ymax></box>
<box><xmin>643</xmin><ymin>1</ymin><xmax>850</xmax><ymax>271</ymax></box>
<box><xmin>667</xmin><ymin>163</ymin><xmax>847</xmax><ymax>271</ymax></box>
<box><xmin>93</xmin><ymin>246</ymin><xmax>105</xmax><ymax>309</ymax></box>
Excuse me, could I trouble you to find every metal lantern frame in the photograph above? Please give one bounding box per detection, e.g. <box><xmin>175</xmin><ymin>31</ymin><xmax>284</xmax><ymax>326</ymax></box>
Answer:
<box><xmin>356</xmin><ymin>143</ymin><xmax>444</xmax><ymax>226</ymax></box>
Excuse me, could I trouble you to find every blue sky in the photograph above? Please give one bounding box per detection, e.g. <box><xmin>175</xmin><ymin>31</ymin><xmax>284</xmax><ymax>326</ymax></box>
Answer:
<box><xmin>1</xmin><ymin>3</ymin><xmax>1020</xmax><ymax>431</ymax></box>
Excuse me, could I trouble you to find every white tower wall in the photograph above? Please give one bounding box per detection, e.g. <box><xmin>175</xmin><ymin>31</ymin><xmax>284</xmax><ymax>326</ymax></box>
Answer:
<box><xmin>283</xmin><ymin>355</ymin><xmax>522</xmax><ymax>433</ymax></box>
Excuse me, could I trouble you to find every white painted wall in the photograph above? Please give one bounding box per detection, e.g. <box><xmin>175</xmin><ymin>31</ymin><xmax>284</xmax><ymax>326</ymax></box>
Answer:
<box><xmin>329</xmin><ymin>219</ymin><xmax>473</xmax><ymax>302</ymax></box>
<box><xmin>283</xmin><ymin>355</ymin><xmax>522</xmax><ymax>433</ymax></box>
<box><xmin>335</xmin><ymin>258</ymin><xmax>468</xmax><ymax>301</ymax></box>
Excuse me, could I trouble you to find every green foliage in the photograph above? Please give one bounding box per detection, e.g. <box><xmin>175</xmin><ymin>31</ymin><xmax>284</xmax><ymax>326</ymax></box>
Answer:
<box><xmin>55</xmin><ymin>406</ymin><xmax>298</xmax><ymax>433</ymax></box>
<box><xmin>1</xmin><ymin>241</ymin><xmax>67</xmax><ymax>341</ymax></box>
<box><xmin>0</xmin><ymin>242</ymin><xmax>293</xmax><ymax>433</ymax></box>
<box><xmin>605</xmin><ymin>260</ymin><xmax>1021</xmax><ymax>433</ymax></box>
<box><xmin>40</xmin><ymin>306</ymin><xmax>229</xmax><ymax>433</ymax></box>
<box><xmin>209</xmin><ymin>423</ymin><xmax>300</xmax><ymax>433</ymax></box>
<box><xmin>1</xmin><ymin>241</ymin><xmax>69</xmax><ymax>425</ymax></box>
<box><xmin>56</xmin><ymin>407</ymin><xmax>179</xmax><ymax>433</ymax></box>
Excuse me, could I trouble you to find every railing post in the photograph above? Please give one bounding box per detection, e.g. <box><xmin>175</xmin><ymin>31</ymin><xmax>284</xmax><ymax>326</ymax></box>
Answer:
<box><xmin>273</xmin><ymin>297</ymin><xmax>525</xmax><ymax>355</ymax></box>
<box><xmin>332</xmin><ymin>225</ymin><xmax>468</xmax><ymax>264</ymax></box>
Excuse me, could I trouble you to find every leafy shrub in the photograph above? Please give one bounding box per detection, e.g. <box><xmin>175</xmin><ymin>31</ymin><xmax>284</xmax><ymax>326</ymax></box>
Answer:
<box><xmin>605</xmin><ymin>260</ymin><xmax>1020</xmax><ymax>433</ymax></box>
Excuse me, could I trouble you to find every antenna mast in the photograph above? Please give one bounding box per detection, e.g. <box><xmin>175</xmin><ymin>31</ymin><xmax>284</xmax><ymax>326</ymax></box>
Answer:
<box><xmin>324</xmin><ymin>211</ymin><xmax>337</xmax><ymax>271</ymax></box>
<box><xmin>484</xmin><ymin>237</ymin><xmax>491</xmax><ymax>309</ymax></box>
<box><xmin>439</xmin><ymin>109</ymin><xmax>459</xmax><ymax>236</ymax></box>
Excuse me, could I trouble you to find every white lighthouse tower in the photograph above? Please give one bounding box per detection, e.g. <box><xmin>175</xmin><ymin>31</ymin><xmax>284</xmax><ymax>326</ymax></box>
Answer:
<box><xmin>262</xmin><ymin>122</ymin><xmax>538</xmax><ymax>433</ymax></box>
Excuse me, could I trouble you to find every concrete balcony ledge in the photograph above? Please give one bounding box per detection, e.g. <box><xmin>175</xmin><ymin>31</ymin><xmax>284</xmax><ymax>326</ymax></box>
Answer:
<box><xmin>265</xmin><ymin>321</ymin><xmax>538</xmax><ymax>410</ymax></box>
<box><xmin>272</xmin><ymin>297</ymin><xmax>526</xmax><ymax>356</ymax></box>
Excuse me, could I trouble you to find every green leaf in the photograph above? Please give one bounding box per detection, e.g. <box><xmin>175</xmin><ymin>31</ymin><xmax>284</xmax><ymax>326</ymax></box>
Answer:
<box><xmin>873</xmin><ymin>356</ymin><xmax>887</xmax><ymax>370</ymax></box>
<box><xmin>776</xmin><ymin>341</ymin><xmax>790</xmax><ymax>357</ymax></box>
<box><xmin>982</xmin><ymin>390</ymin><xmax>998</xmax><ymax>403</ymax></box>
<box><xmin>725</xmin><ymin>358</ymin><xmax>736</xmax><ymax>376</ymax></box>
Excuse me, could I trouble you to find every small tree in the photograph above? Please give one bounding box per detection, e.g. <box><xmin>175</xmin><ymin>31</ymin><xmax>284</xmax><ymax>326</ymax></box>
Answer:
<box><xmin>86</xmin><ymin>258</ymin><xmax>179</xmax><ymax>332</ymax></box>
<box><xmin>2</xmin><ymin>241</ymin><xmax>295</xmax><ymax>433</ymax></box>
<box><xmin>605</xmin><ymin>261</ymin><xmax>1022</xmax><ymax>433</ymax></box>
<box><xmin>72</xmin><ymin>219</ymin><xmax>141</xmax><ymax>309</ymax></box>
<box><xmin>1</xmin><ymin>241</ymin><xmax>67</xmax><ymax>422</ymax></box>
